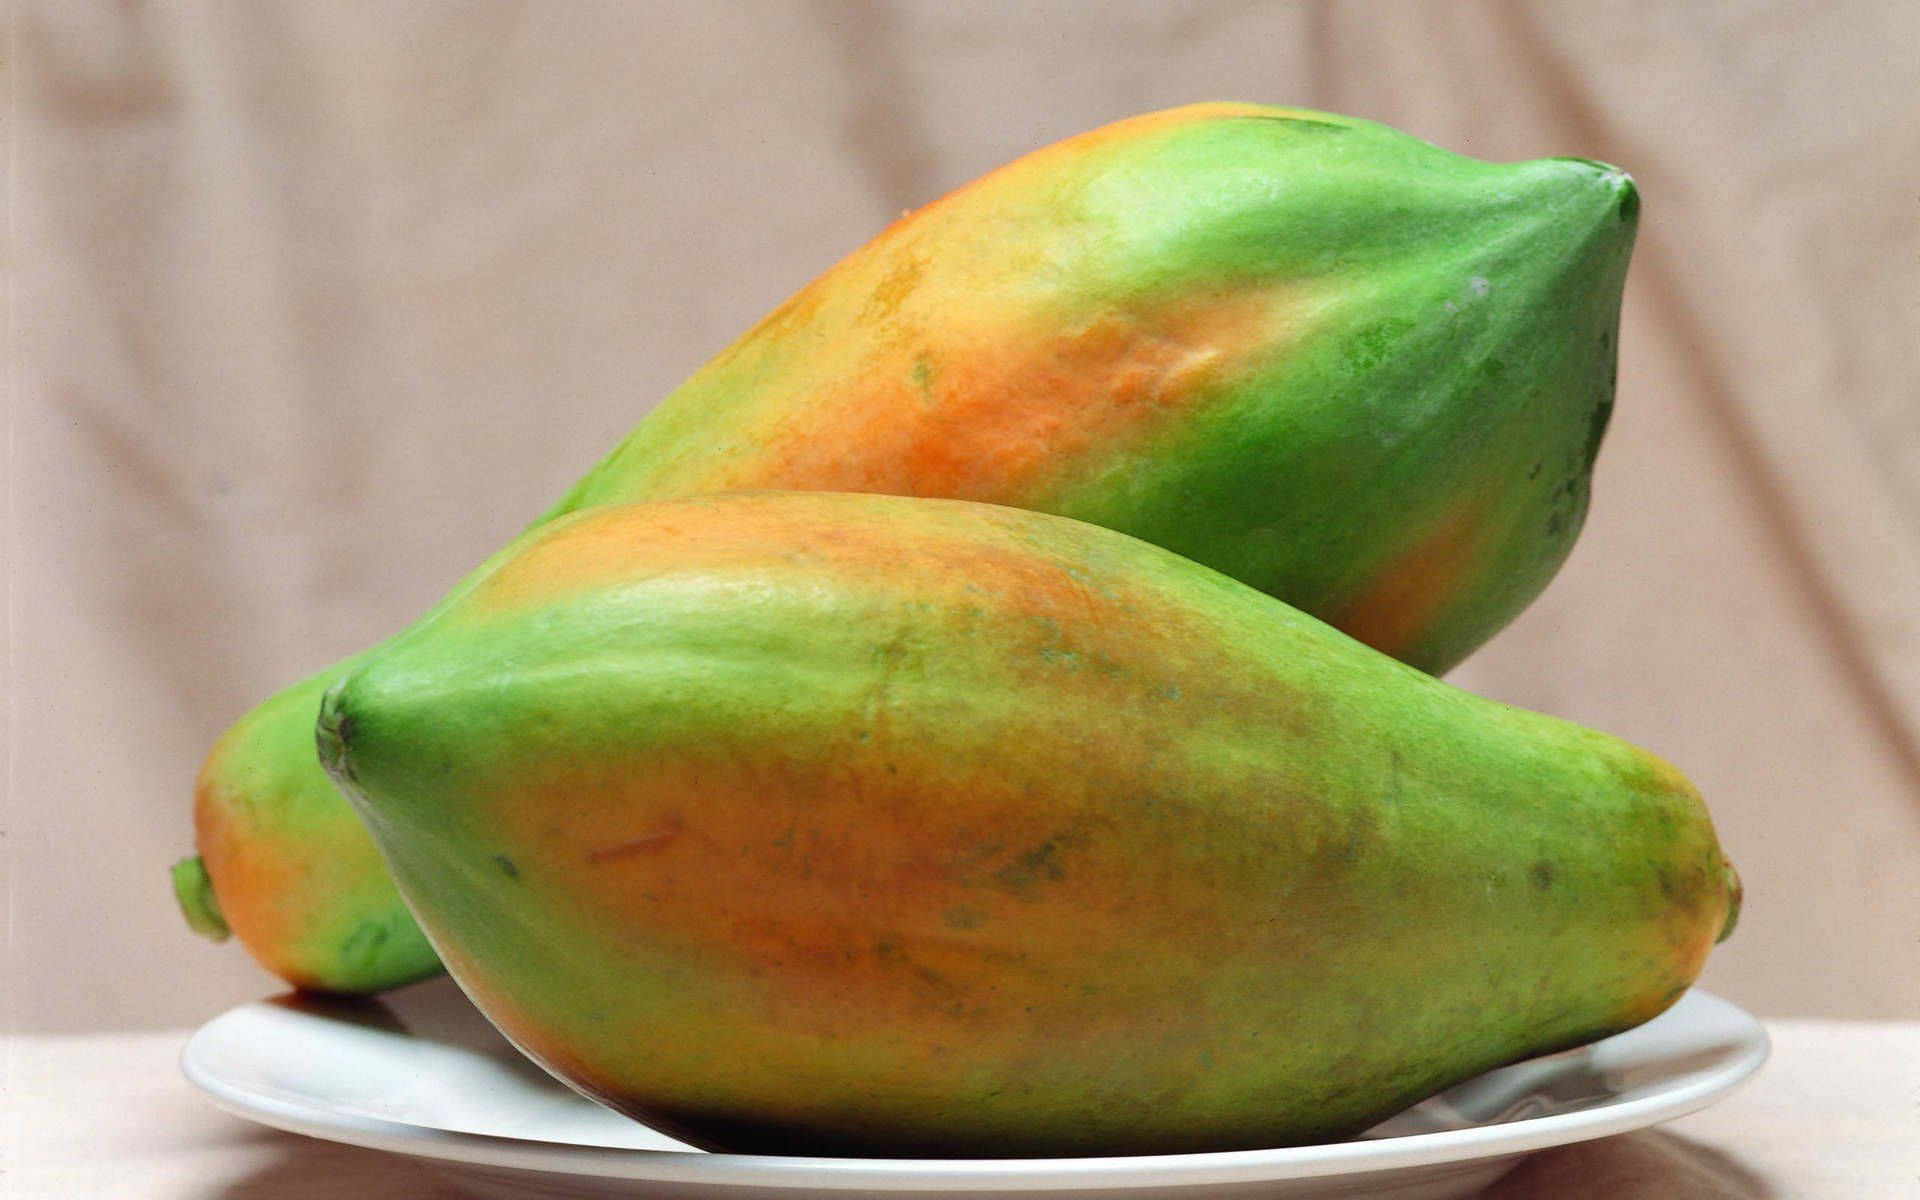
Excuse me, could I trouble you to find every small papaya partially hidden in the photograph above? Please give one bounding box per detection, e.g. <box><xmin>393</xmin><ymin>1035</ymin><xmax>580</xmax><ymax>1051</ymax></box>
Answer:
<box><xmin>320</xmin><ymin>493</ymin><xmax>1738</xmax><ymax>1158</ymax></box>
<box><xmin>186</xmin><ymin>103</ymin><xmax>1638</xmax><ymax>991</ymax></box>
<box><xmin>186</xmin><ymin>673</ymin><xmax>437</xmax><ymax>990</ymax></box>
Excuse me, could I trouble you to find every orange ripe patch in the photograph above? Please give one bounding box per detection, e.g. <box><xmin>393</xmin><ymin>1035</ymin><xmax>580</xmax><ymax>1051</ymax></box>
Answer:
<box><xmin>193</xmin><ymin>770</ymin><xmax>318</xmax><ymax>987</ymax></box>
<box><xmin>604</xmin><ymin>102</ymin><xmax>1307</xmax><ymax>514</ymax></box>
<box><xmin>710</xmin><ymin>286</ymin><xmax>1296</xmax><ymax>504</ymax></box>
<box><xmin>487</xmin><ymin>745</ymin><xmax>1197</xmax><ymax>1051</ymax></box>
<box><xmin>1330</xmin><ymin>504</ymin><xmax>1487</xmax><ymax>661</ymax></box>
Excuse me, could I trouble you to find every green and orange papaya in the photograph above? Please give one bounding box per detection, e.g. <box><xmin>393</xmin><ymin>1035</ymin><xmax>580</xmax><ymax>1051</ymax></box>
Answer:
<box><xmin>182</xmin><ymin>103</ymin><xmax>1639</xmax><ymax>991</ymax></box>
<box><xmin>319</xmin><ymin>492</ymin><xmax>1738</xmax><ymax>1158</ymax></box>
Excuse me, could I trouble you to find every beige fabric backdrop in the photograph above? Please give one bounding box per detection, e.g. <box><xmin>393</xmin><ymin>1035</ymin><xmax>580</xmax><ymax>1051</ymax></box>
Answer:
<box><xmin>8</xmin><ymin>0</ymin><xmax>1919</xmax><ymax>1034</ymax></box>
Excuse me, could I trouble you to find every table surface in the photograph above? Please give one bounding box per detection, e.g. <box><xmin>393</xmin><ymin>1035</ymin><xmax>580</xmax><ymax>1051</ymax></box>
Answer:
<box><xmin>5</xmin><ymin>1017</ymin><xmax>1916</xmax><ymax>1199</ymax></box>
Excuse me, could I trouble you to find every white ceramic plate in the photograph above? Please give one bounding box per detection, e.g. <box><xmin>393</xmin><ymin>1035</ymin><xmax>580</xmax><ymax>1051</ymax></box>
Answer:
<box><xmin>182</xmin><ymin>979</ymin><xmax>1766</xmax><ymax>1200</ymax></box>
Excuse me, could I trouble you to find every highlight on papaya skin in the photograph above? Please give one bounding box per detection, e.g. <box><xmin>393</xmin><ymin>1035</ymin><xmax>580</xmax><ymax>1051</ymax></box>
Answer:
<box><xmin>180</xmin><ymin>102</ymin><xmax>1638</xmax><ymax>993</ymax></box>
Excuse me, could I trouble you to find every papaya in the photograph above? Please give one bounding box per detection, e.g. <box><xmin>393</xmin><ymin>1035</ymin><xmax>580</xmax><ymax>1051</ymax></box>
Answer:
<box><xmin>183</xmin><ymin>103</ymin><xmax>1640</xmax><ymax>991</ymax></box>
<box><xmin>317</xmin><ymin>492</ymin><xmax>1739</xmax><ymax>1158</ymax></box>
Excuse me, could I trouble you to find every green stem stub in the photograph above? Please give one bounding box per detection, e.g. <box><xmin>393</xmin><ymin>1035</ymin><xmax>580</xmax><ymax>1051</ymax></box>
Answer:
<box><xmin>171</xmin><ymin>855</ymin><xmax>230</xmax><ymax>941</ymax></box>
<box><xmin>1716</xmin><ymin>858</ymin><xmax>1743</xmax><ymax>945</ymax></box>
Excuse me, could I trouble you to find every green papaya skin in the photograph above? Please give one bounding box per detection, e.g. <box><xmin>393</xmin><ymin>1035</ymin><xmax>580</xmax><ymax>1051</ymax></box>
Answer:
<box><xmin>320</xmin><ymin>492</ymin><xmax>1738</xmax><ymax>1158</ymax></box>
<box><xmin>187</xmin><ymin>103</ymin><xmax>1637</xmax><ymax>991</ymax></box>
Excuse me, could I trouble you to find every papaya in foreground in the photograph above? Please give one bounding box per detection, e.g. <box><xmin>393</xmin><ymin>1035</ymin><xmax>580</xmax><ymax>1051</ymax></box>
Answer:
<box><xmin>320</xmin><ymin>493</ymin><xmax>1737</xmax><ymax>1158</ymax></box>
<box><xmin>190</xmin><ymin>101</ymin><xmax>1639</xmax><ymax>990</ymax></box>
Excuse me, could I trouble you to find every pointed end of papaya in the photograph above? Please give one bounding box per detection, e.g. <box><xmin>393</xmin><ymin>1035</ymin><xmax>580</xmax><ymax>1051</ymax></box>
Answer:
<box><xmin>171</xmin><ymin>855</ymin><xmax>230</xmax><ymax>942</ymax></box>
<box><xmin>1716</xmin><ymin>857</ymin><xmax>1742</xmax><ymax>944</ymax></box>
<box><xmin>1611</xmin><ymin>172</ymin><xmax>1640</xmax><ymax>227</ymax></box>
<box><xmin>1542</xmin><ymin>156</ymin><xmax>1639</xmax><ymax>233</ymax></box>
<box><xmin>315</xmin><ymin>678</ymin><xmax>357</xmax><ymax>786</ymax></box>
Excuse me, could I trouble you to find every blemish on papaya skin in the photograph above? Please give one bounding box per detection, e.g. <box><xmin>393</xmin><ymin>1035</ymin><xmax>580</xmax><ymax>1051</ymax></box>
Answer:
<box><xmin>1655</xmin><ymin>866</ymin><xmax>1679</xmax><ymax>901</ymax></box>
<box><xmin>1343</xmin><ymin>317</ymin><xmax>1416</xmax><ymax>373</ymax></box>
<box><xmin>493</xmin><ymin>854</ymin><xmax>521</xmax><ymax>880</ymax></box>
<box><xmin>862</xmin><ymin>253</ymin><xmax>927</xmax><ymax>324</ymax></box>
<box><xmin>586</xmin><ymin>820</ymin><xmax>684</xmax><ymax>864</ymax></box>
<box><xmin>1331</xmin><ymin>803</ymin><xmax>1381</xmax><ymax>867</ymax></box>
<box><xmin>941</xmin><ymin>907</ymin><xmax>983</xmax><ymax>931</ymax></box>
<box><xmin>1530</xmin><ymin>860</ymin><xmax>1555</xmax><ymax>891</ymax></box>
<box><xmin>1382</xmin><ymin>750</ymin><xmax>1406</xmax><ymax>805</ymax></box>
<box><xmin>991</xmin><ymin>836</ymin><xmax>1078</xmax><ymax>898</ymax></box>
<box><xmin>994</xmin><ymin>843</ymin><xmax>1062</xmax><ymax>896</ymax></box>
<box><xmin>338</xmin><ymin>919</ymin><xmax>390</xmax><ymax>965</ymax></box>
<box><xmin>1583</xmin><ymin>394</ymin><xmax>1614</xmax><ymax>466</ymax></box>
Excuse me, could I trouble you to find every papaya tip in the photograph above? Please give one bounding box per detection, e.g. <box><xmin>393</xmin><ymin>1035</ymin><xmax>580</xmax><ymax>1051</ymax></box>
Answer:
<box><xmin>171</xmin><ymin>855</ymin><xmax>230</xmax><ymax>941</ymax></box>
<box><xmin>315</xmin><ymin>679</ymin><xmax>356</xmax><ymax>784</ymax></box>
<box><xmin>1548</xmin><ymin>156</ymin><xmax>1638</xmax><ymax>226</ymax></box>
<box><xmin>1716</xmin><ymin>857</ymin><xmax>1742</xmax><ymax>944</ymax></box>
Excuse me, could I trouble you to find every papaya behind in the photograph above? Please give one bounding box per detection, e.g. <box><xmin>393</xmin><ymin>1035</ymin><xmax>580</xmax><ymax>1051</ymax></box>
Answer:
<box><xmin>319</xmin><ymin>492</ymin><xmax>1738</xmax><ymax>1158</ymax></box>
<box><xmin>183</xmin><ymin>103</ymin><xmax>1639</xmax><ymax>990</ymax></box>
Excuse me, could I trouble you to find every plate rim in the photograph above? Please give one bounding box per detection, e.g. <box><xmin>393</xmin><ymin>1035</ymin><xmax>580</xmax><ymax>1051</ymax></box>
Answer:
<box><xmin>180</xmin><ymin>988</ymin><xmax>1769</xmax><ymax>1190</ymax></box>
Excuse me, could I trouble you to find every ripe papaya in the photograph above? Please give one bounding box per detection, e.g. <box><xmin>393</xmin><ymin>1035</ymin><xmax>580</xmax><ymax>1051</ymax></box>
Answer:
<box><xmin>318</xmin><ymin>492</ymin><xmax>1739</xmax><ymax>1158</ymax></box>
<box><xmin>183</xmin><ymin>103</ymin><xmax>1639</xmax><ymax>991</ymax></box>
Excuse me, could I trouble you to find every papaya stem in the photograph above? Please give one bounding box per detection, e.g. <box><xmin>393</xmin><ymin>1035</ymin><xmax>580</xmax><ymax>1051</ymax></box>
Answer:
<box><xmin>171</xmin><ymin>856</ymin><xmax>230</xmax><ymax>941</ymax></box>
